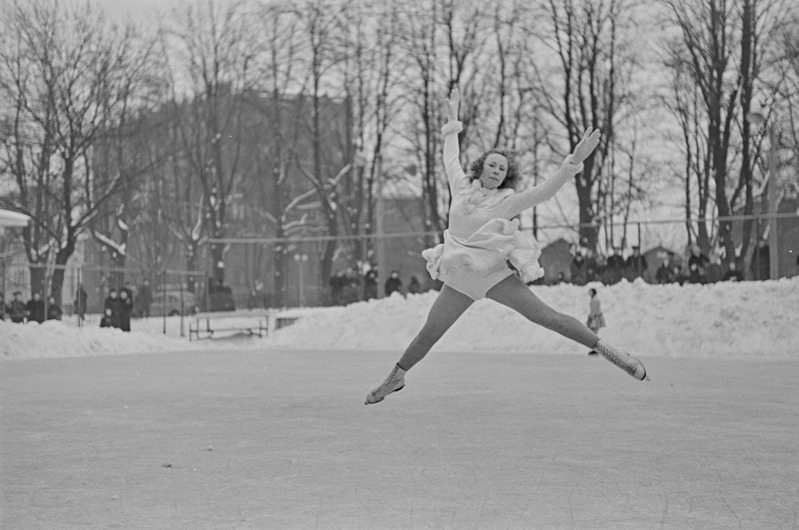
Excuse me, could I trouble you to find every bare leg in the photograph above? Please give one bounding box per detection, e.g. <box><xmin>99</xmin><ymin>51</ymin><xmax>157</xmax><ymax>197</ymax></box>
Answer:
<box><xmin>397</xmin><ymin>284</ymin><xmax>474</xmax><ymax>371</ymax></box>
<box><xmin>486</xmin><ymin>274</ymin><xmax>598</xmax><ymax>348</ymax></box>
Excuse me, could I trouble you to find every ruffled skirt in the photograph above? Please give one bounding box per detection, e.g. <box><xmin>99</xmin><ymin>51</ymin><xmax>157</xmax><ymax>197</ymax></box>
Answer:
<box><xmin>422</xmin><ymin>218</ymin><xmax>545</xmax><ymax>300</ymax></box>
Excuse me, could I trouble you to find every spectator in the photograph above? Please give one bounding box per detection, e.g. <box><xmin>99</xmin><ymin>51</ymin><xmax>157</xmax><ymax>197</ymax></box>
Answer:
<box><xmin>607</xmin><ymin>247</ymin><xmax>624</xmax><ymax>276</ymax></box>
<box><xmin>0</xmin><ymin>291</ymin><xmax>7</xmax><ymax>321</ymax></box>
<box><xmin>585</xmin><ymin>288</ymin><xmax>605</xmax><ymax>355</ymax></box>
<box><xmin>626</xmin><ymin>246</ymin><xmax>648</xmax><ymax>279</ymax></box>
<box><xmin>26</xmin><ymin>291</ymin><xmax>45</xmax><ymax>323</ymax></box>
<box><xmin>74</xmin><ymin>284</ymin><xmax>88</xmax><ymax>322</ymax></box>
<box><xmin>384</xmin><ymin>270</ymin><xmax>403</xmax><ymax>297</ymax></box>
<box><xmin>655</xmin><ymin>259</ymin><xmax>674</xmax><ymax>284</ymax></box>
<box><xmin>46</xmin><ymin>295</ymin><xmax>63</xmax><ymax>320</ymax></box>
<box><xmin>329</xmin><ymin>271</ymin><xmax>345</xmax><ymax>305</ymax></box>
<box><xmin>104</xmin><ymin>289</ymin><xmax>121</xmax><ymax>328</ymax></box>
<box><xmin>673</xmin><ymin>264</ymin><xmax>686</xmax><ymax>286</ymax></box>
<box><xmin>687</xmin><ymin>246</ymin><xmax>709</xmax><ymax>284</ymax></box>
<box><xmin>118</xmin><ymin>289</ymin><xmax>133</xmax><ymax>332</ymax></box>
<box><xmin>570</xmin><ymin>252</ymin><xmax>588</xmax><ymax>286</ymax></box>
<box><xmin>723</xmin><ymin>261</ymin><xmax>744</xmax><ymax>282</ymax></box>
<box><xmin>750</xmin><ymin>239</ymin><xmax>770</xmax><ymax>281</ymax></box>
<box><xmin>705</xmin><ymin>255</ymin><xmax>723</xmax><ymax>284</ymax></box>
<box><xmin>8</xmin><ymin>291</ymin><xmax>26</xmax><ymax>323</ymax></box>
<box><xmin>552</xmin><ymin>271</ymin><xmax>566</xmax><ymax>285</ymax></box>
<box><xmin>363</xmin><ymin>268</ymin><xmax>378</xmax><ymax>300</ymax></box>
<box><xmin>407</xmin><ymin>275</ymin><xmax>422</xmax><ymax>295</ymax></box>
<box><xmin>99</xmin><ymin>308</ymin><xmax>114</xmax><ymax>328</ymax></box>
<box><xmin>585</xmin><ymin>250</ymin><xmax>599</xmax><ymax>283</ymax></box>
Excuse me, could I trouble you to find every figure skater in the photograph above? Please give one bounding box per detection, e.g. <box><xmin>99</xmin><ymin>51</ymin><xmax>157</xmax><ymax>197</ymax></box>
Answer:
<box><xmin>586</xmin><ymin>288</ymin><xmax>605</xmax><ymax>355</ymax></box>
<box><xmin>365</xmin><ymin>88</ymin><xmax>647</xmax><ymax>405</ymax></box>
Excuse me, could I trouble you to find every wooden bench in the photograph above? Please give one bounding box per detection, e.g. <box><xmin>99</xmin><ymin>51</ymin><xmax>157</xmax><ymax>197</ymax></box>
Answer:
<box><xmin>189</xmin><ymin>312</ymin><xmax>269</xmax><ymax>341</ymax></box>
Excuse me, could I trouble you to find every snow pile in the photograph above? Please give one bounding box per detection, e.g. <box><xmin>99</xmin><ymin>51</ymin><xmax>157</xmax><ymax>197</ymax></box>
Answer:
<box><xmin>0</xmin><ymin>320</ymin><xmax>191</xmax><ymax>360</ymax></box>
<box><xmin>267</xmin><ymin>277</ymin><xmax>799</xmax><ymax>359</ymax></box>
<box><xmin>2</xmin><ymin>277</ymin><xmax>797</xmax><ymax>360</ymax></box>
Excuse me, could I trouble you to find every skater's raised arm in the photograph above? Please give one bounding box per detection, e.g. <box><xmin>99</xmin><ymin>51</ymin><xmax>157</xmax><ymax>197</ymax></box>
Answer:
<box><xmin>502</xmin><ymin>128</ymin><xmax>601</xmax><ymax>218</ymax></box>
<box><xmin>441</xmin><ymin>88</ymin><xmax>469</xmax><ymax>190</ymax></box>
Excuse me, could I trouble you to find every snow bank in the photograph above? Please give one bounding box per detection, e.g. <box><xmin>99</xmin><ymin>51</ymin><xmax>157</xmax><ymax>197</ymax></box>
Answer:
<box><xmin>2</xmin><ymin>278</ymin><xmax>797</xmax><ymax>360</ymax></box>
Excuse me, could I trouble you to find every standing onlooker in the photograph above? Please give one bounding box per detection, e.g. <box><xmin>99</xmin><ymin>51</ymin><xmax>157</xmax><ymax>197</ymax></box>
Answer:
<box><xmin>46</xmin><ymin>295</ymin><xmax>63</xmax><ymax>321</ymax></box>
<box><xmin>104</xmin><ymin>289</ymin><xmax>121</xmax><ymax>328</ymax></box>
<box><xmin>26</xmin><ymin>291</ymin><xmax>45</xmax><ymax>323</ymax></box>
<box><xmin>0</xmin><ymin>292</ymin><xmax>7</xmax><ymax>321</ymax></box>
<box><xmin>74</xmin><ymin>284</ymin><xmax>88</xmax><ymax>322</ymax></box>
<box><xmin>570</xmin><ymin>252</ymin><xmax>588</xmax><ymax>286</ymax></box>
<box><xmin>99</xmin><ymin>309</ymin><xmax>114</xmax><ymax>328</ymax></box>
<box><xmin>384</xmin><ymin>270</ymin><xmax>404</xmax><ymax>297</ymax></box>
<box><xmin>723</xmin><ymin>261</ymin><xmax>744</xmax><ymax>282</ymax></box>
<box><xmin>687</xmin><ymin>246</ymin><xmax>709</xmax><ymax>284</ymax></box>
<box><xmin>626</xmin><ymin>246</ymin><xmax>648</xmax><ymax>279</ymax></box>
<box><xmin>586</xmin><ymin>288</ymin><xmax>606</xmax><ymax>355</ymax></box>
<box><xmin>118</xmin><ymin>289</ymin><xmax>133</xmax><ymax>332</ymax></box>
<box><xmin>750</xmin><ymin>239</ymin><xmax>770</xmax><ymax>281</ymax></box>
<box><xmin>363</xmin><ymin>269</ymin><xmax>378</xmax><ymax>300</ymax></box>
<box><xmin>407</xmin><ymin>276</ymin><xmax>421</xmax><ymax>295</ymax></box>
<box><xmin>655</xmin><ymin>259</ymin><xmax>674</xmax><ymax>284</ymax></box>
<box><xmin>8</xmin><ymin>291</ymin><xmax>26</xmax><ymax>323</ymax></box>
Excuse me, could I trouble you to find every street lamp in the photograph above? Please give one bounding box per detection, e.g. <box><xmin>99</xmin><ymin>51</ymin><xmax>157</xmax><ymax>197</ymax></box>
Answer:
<box><xmin>746</xmin><ymin>110</ymin><xmax>779</xmax><ymax>280</ymax></box>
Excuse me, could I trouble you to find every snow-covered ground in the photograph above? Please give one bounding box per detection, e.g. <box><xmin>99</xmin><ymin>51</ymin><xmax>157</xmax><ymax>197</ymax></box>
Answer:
<box><xmin>2</xmin><ymin>277</ymin><xmax>797</xmax><ymax>361</ymax></box>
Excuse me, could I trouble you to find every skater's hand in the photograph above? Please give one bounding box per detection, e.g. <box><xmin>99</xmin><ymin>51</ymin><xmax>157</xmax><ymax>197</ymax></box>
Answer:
<box><xmin>444</xmin><ymin>87</ymin><xmax>460</xmax><ymax>122</ymax></box>
<box><xmin>572</xmin><ymin>127</ymin><xmax>602</xmax><ymax>164</ymax></box>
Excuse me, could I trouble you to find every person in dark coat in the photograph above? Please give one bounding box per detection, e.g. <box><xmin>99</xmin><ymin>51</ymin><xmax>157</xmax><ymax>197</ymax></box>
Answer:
<box><xmin>46</xmin><ymin>295</ymin><xmax>63</xmax><ymax>320</ymax></box>
<box><xmin>570</xmin><ymin>253</ymin><xmax>588</xmax><ymax>286</ymax></box>
<box><xmin>723</xmin><ymin>261</ymin><xmax>744</xmax><ymax>282</ymax></box>
<box><xmin>407</xmin><ymin>276</ymin><xmax>421</xmax><ymax>294</ymax></box>
<box><xmin>687</xmin><ymin>246</ymin><xmax>709</xmax><ymax>284</ymax></box>
<box><xmin>0</xmin><ymin>291</ymin><xmax>8</xmax><ymax>321</ymax></box>
<box><xmin>104</xmin><ymin>289</ymin><xmax>122</xmax><ymax>328</ymax></box>
<box><xmin>74</xmin><ymin>284</ymin><xmax>88</xmax><ymax>321</ymax></box>
<box><xmin>626</xmin><ymin>246</ymin><xmax>648</xmax><ymax>279</ymax></box>
<box><xmin>750</xmin><ymin>240</ymin><xmax>770</xmax><ymax>281</ymax></box>
<box><xmin>137</xmin><ymin>279</ymin><xmax>152</xmax><ymax>317</ymax></box>
<box><xmin>384</xmin><ymin>270</ymin><xmax>404</xmax><ymax>297</ymax></box>
<box><xmin>8</xmin><ymin>291</ymin><xmax>27</xmax><ymax>323</ymax></box>
<box><xmin>363</xmin><ymin>269</ymin><xmax>378</xmax><ymax>300</ymax></box>
<box><xmin>655</xmin><ymin>259</ymin><xmax>674</xmax><ymax>284</ymax></box>
<box><xmin>26</xmin><ymin>291</ymin><xmax>45</xmax><ymax>323</ymax></box>
<box><xmin>99</xmin><ymin>308</ymin><xmax>115</xmax><ymax>328</ymax></box>
<box><xmin>118</xmin><ymin>288</ymin><xmax>133</xmax><ymax>332</ymax></box>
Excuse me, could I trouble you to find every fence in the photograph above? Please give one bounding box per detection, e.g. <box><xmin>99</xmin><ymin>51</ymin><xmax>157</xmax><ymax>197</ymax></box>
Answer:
<box><xmin>3</xmin><ymin>212</ymin><xmax>797</xmax><ymax>315</ymax></box>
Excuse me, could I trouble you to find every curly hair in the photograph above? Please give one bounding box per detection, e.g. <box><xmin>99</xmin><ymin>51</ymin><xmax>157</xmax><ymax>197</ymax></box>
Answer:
<box><xmin>468</xmin><ymin>149</ymin><xmax>520</xmax><ymax>190</ymax></box>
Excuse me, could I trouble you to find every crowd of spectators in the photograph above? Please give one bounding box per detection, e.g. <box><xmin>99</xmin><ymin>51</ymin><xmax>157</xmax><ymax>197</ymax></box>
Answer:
<box><xmin>0</xmin><ymin>290</ymin><xmax>62</xmax><ymax>323</ymax></box>
<box><xmin>329</xmin><ymin>266</ymin><xmax>424</xmax><ymax>305</ymax></box>
<box><xmin>556</xmin><ymin>241</ymin><xmax>777</xmax><ymax>287</ymax></box>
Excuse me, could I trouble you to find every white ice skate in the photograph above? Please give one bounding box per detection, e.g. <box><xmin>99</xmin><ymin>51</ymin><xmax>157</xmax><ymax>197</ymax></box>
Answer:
<box><xmin>365</xmin><ymin>364</ymin><xmax>406</xmax><ymax>405</ymax></box>
<box><xmin>594</xmin><ymin>341</ymin><xmax>648</xmax><ymax>381</ymax></box>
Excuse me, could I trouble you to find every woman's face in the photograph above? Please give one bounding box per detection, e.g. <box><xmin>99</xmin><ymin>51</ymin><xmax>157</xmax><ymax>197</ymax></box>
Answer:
<box><xmin>479</xmin><ymin>153</ymin><xmax>508</xmax><ymax>189</ymax></box>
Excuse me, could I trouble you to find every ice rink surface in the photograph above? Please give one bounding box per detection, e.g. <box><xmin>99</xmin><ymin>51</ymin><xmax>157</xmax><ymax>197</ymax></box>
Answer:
<box><xmin>2</xmin><ymin>349</ymin><xmax>797</xmax><ymax>529</ymax></box>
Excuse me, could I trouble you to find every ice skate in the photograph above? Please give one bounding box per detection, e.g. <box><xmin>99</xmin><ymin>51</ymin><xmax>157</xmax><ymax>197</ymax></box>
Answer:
<box><xmin>365</xmin><ymin>364</ymin><xmax>406</xmax><ymax>405</ymax></box>
<box><xmin>594</xmin><ymin>341</ymin><xmax>648</xmax><ymax>381</ymax></box>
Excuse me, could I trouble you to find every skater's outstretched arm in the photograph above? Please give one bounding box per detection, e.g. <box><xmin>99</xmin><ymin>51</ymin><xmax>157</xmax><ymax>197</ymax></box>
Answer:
<box><xmin>502</xmin><ymin>128</ymin><xmax>601</xmax><ymax>218</ymax></box>
<box><xmin>441</xmin><ymin>88</ymin><xmax>469</xmax><ymax>191</ymax></box>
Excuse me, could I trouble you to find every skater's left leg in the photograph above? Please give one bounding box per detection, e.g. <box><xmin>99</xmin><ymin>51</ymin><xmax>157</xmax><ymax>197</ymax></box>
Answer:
<box><xmin>486</xmin><ymin>274</ymin><xmax>598</xmax><ymax>348</ymax></box>
<box><xmin>486</xmin><ymin>275</ymin><xmax>647</xmax><ymax>380</ymax></box>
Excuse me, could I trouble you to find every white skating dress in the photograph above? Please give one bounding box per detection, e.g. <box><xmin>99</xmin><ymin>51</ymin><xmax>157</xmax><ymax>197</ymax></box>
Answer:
<box><xmin>423</xmin><ymin>121</ymin><xmax>584</xmax><ymax>300</ymax></box>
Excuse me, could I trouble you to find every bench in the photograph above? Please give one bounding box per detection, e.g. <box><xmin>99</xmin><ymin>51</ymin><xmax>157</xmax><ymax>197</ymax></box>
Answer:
<box><xmin>189</xmin><ymin>312</ymin><xmax>270</xmax><ymax>341</ymax></box>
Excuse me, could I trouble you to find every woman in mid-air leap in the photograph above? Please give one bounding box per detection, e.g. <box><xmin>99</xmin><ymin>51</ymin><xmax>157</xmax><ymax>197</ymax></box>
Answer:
<box><xmin>365</xmin><ymin>88</ymin><xmax>648</xmax><ymax>405</ymax></box>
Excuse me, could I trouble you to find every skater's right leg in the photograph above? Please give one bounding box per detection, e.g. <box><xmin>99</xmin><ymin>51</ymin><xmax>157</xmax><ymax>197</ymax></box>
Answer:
<box><xmin>365</xmin><ymin>285</ymin><xmax>473</xmax><ymax>405</ymax></box>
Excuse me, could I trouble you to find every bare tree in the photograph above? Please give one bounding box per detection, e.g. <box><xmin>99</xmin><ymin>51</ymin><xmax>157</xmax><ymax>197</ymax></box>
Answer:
<box><xmin>537</xmin><ymin>0</ymin><xmax>634</xmax><ymax>252</ymax></box>
<box><xmin>664</xmin><ymin>0</ymin><xmax>787</xmax><ymax>267</ymax></box>
<box><xmin>165</xmin><ymin>0</ymin><xmax>256</xmax><ymax>283</ymax></box>
<box><xmin>0</xmin><ymin>0</ymin><xmax>156</xmax><ymax>302</ymax></box>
